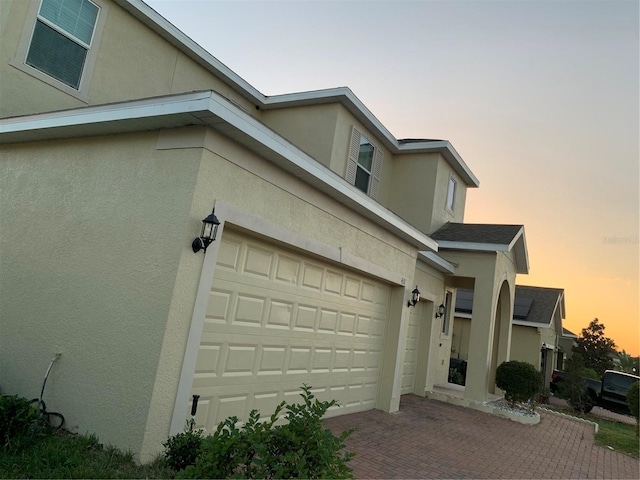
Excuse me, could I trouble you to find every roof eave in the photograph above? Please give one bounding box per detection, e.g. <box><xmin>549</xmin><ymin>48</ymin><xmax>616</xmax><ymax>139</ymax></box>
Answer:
<box><xmin>113</xmin><ymin>0</ymin><xmax>265</xmax><ymax>106</ymax></box>
<box><xmin>0</xmin><ymin>91</ymin><xmax>439</xmax><ymax>253</ymax></box>
<box><xmin>264</xmin><ymin>89</ymin><xmax>479</xmax><ymax>188</ymax></box>
<box><xmin>114</xmin><ymin>1</ymin><xmax>480</xmax><ymax>189</ymax></box>
<box><xmin>418</xmin><ymin>251</ymin><xmax>457</xmax><ymax>274</ymax></box>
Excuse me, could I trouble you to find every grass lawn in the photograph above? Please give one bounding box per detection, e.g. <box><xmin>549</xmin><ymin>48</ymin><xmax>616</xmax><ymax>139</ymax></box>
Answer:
<box><xmin>0</xmin><ymin>430</ymin><xmax>174</xmax><ymax>479</ymax></box>
<box><xmin>592</xmin><ymin>418</ymin><xmax>639</xmax><ymax>458</ymax></box>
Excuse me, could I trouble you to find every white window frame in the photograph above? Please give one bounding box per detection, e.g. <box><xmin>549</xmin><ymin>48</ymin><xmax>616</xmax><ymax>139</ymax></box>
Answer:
<box><xmin>10</xmin><ymin>0</ymin><xmax>108</xmax><ymax>102</ymax></box>
<box><xmin>346</xmin><ymin>126</ymin><xmax>383</xmax><ymax>200</ymax></box>
<box><xmin>446</xmin><ymin>176</ymin><xmax>457</xmax><ymax>212</ymax></box>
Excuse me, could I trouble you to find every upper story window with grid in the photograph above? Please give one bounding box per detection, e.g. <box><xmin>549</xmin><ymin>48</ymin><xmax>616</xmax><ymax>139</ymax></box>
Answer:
<box><xmin>26</xmin><ymin>0</ymin><xmax>100</xmax><ymax>90</ymax></box>
<box><xmin>347</xmin><ymin>126</ymin><xmax>383</xmax><ymax>200</ymax></box>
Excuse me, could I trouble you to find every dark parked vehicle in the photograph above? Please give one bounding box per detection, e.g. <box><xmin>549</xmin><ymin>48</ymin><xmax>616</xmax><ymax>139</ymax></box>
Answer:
<box><xmin>550</xmin><ymin>369</ymin><xmax>639</xmax><ymax>414</ymax></box>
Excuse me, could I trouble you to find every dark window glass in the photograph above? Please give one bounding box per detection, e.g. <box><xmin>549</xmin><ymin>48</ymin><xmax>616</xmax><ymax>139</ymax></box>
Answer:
<box><xmin>27</xmin><ymin>20</ymin><xmax>87</xmax><ymax>88</ymax></box>
<box><xmin>354</xmin><ymin>167</ymin><xmax>370</xmax><ymax>193</ymax></box>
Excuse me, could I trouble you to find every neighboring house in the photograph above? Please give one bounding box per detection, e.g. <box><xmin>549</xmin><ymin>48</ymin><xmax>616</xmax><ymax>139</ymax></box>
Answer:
<box><xmin>558</xmin><ymin>327</ymin><xmax>578</xmax><ymax>370</ymax></box>
<box><xmin>2</xmin><ymin>0</ymin><xmax>532</xmax><ymax>461</ymax></box>
<box><xmin>453</xmin><ymin>286</ymin><xmax>566</xmax><ymax>386</ymax></box>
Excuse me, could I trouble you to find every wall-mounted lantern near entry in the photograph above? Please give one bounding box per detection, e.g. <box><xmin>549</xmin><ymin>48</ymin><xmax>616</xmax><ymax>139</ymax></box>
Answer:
<box><xmin>435</xmin><ymin>303</ymin><xmax>446</xmax><ymax>318</ymax></box>
<box><xmin>192</xmin><ymin>208</ymin><xmax>220</xmax><ymax>253</ymax></box>
<box><xmin>407</xmin><ymin>286</ymin><xmax>421</xmax><ymax>307</ymax></box>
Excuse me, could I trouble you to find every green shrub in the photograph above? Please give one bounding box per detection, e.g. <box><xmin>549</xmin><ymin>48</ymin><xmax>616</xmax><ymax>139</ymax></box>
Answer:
<box><xmin>0</xmin><ymin>395</ymin><xmax>41</xmax><ymax>449</ymax></box>
<box><xmin>495</xmin><ymin>361</ymin><xmax>542</xmax><ymax>408</ymax></box>
<box><xmin>174</xmin><ymin>385</ymin><xmax>354</xmax><ymax>479</ymax></box>
<box><xmin>560</xmin><ymin>355</ymin><xmax>595</xmax><ymax>413</ymax></box>
<box><xmin>163</xmin><ymin>427</ymin><xmax>204</xmax><ymax>471</ymax></box>
<box><xmin>627</xmin><ymin>381</ymin><xmax>639</xmax><ymax>436</ymax></box>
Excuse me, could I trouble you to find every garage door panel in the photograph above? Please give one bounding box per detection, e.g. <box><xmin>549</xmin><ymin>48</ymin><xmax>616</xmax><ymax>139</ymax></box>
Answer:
<box><xmin>190</xmin><ymin>374</ymin><xmax>380</xmax><ymax>431</ymax></box>
<box><xmin>195</xmin><ymin>335</ymin><xmax>382</xmax><ymax>377</ymax></box>
<box><xmin>191</xmin><ymin>231</ymin><xmax>390</xmax><ymax>433</ymax></box>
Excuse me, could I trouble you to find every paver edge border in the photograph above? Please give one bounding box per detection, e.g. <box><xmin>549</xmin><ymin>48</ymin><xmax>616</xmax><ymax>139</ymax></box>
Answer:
<box><xmin>538</xmin><ymin>406</ymin><xmax>599</xmax><ymax>433</ymax></box>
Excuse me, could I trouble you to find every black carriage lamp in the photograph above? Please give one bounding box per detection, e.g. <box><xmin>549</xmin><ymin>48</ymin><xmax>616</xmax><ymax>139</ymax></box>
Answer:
<box><xmin>407</xmin><ymin>286</ymin><xmax>421</xmax><ymax>308</ymax></box>
<box><xmin>435</xmin><ymin>303</ymin><xmax>446</xmax><ymax>318</ymax></box>
<box><xmin>192</xmin><ymin>208</ymin><xmax>220</xmax><ymax>253</ymax></box>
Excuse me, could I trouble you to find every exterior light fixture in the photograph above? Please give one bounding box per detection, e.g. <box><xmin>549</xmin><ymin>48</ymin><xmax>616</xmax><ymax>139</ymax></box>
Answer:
<box><xmin>192</xmin><ymin>208</ymin><xmax>220</xmax><ymax>253</ymax></box>
<box><xmin>407</xmin><ymin>286</ymin><xmax>421</xmax><ymax>307</ymax></box>
<box><xmin>435</xmin><ymin>303</ymin><xmax>446</xmax><ymax>318</ymax></box>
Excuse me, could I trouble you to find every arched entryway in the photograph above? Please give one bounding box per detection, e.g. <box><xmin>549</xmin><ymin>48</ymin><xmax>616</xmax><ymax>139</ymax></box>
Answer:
<box><xmin>488</xmin><ymin>280</ymin><xmax>512</xmax><ymax>394</ymax></box>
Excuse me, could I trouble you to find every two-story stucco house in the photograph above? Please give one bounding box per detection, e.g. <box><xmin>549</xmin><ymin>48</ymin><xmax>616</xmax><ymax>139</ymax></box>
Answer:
<box><xmin>1</xmin><ymin>0</ymin><xmax>532</xmax><ymax>461</ymax></box>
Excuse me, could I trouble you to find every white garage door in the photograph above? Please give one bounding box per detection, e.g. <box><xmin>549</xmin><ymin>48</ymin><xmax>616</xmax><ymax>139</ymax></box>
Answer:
<box><xmin>190</xmin><ymin>230</ymin><xmax>391</xmax><ymax>433</ymax></box>
<box><xmin>401</xmin><ymin>302</ymin><xmax>422</xmax><ymax>394</ymax></box>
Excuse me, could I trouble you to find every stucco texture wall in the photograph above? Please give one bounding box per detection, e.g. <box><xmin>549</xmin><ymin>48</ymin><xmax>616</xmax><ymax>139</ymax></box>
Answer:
<box><xmin>195</xmin><ymin>128</ymin><xmax>416</xmax><ymax>275</ymax></box>
<box><xmin>0</xmin><ymin>131</ymin><xmax>201</xmax><ymax>455</ymax></box>
<box><xmin>0</xmin><ymin>0</ymin><xmax>257</xmax><ymax>119</ymax></box>
<box><xmin>510</xmin><ymin>325</ymin><xmax>541</xmax><ymax>368</ymax></box>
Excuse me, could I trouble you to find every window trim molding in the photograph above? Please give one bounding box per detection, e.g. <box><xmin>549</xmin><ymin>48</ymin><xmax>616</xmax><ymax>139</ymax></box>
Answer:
<box><xmin>446</xmin><ymin>175</ymin><xmax>457</xmax><ymax>214</ymax></box>
<box><xmin>9</xmin><ymin>0</ymin><xmax>109</xmax><ymax>102</ymax></box>
<box><xmin>346</xmin><ymin>125</ymin><xmax>383</xmax><ymax>200</ymax></box>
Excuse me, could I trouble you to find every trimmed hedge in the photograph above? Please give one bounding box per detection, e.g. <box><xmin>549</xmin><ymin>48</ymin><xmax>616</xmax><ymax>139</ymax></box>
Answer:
<box><xmin>496</xmin><ymin>360</ymin><xmax>542</xmax><ymax>408</ymax></box>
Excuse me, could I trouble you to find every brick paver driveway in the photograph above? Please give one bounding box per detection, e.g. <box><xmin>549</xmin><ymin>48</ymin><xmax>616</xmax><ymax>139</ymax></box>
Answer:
<box><xmin>324</xmin><ymin>394</ymin><xmax>639</xmax><ymax>479</ymax></box>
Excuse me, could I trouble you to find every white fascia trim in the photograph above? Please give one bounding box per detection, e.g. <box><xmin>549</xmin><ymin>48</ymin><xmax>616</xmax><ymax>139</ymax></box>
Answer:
<box><xmin>0</xmin><ymin>90</ymin><xmax>214</xmax><ymax>133</ymax></box>
<box><xmin>117</xmin><ymin>2</ymin><xmax>479</xmax><ymax>188</ymax></box>
<box><xmin>418</xmin><ymin>250</ymin><xmax>456</xmax><ymax>274</ymax></box>
<box><xmin>397</xmin><ymin>140</ymin><xmax>479</xmax><ymax>187</ymax></box>
<box><xmin>508</xmin><ymin>226</ymin><xmax>525</xmax><ymax>250</ymax></box>
<box><xmin>264</xmin><ymin>89</ymin><xmax>479</xmax><ymax>188</ymax></box>
<box><xmin>435</xmin><ymin>240</ymin><xmax>510</xmax><ymax>252</ymax></box>
<box><xmin>513</xmin><ymin>320</ymin><xmax>551</xmax><ymax>328</ymax></box>
<box><xmin>115</xmin><ymin>0</ymin><xmax>265</xmax><ymax>105</ymax></box>
<box><xmin>0</xmin><ymin>91</ymin><xmax>438</xmax><ymax>252</ymax></box>
<box><xmin>454</xmin><ymin>312</ymin><xmax>473</xmax><ymax>319</ymax></box>
<box><xmin>202</xmin><ymin>93</ymin><xmax>439</xmax><ymax>252</ymax></box>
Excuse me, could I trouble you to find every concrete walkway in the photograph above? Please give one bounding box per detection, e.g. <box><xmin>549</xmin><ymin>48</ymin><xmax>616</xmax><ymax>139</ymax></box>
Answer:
<box><xmin>324</xmin><ymin>394</ymin><xmax>639</xmax><ymax>479</ymax></box>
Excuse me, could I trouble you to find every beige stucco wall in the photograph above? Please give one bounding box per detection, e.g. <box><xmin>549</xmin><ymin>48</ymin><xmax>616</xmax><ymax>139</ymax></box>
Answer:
<box><xmin>0</xmin><ymin>0</ymin><xmax>258</xmax><ymax>118</ymax></box>
<box><xmin>388</xmin><ymin>153</ymin><xmax>467</xmax><ymax>235</ymax></box>
<box><xmin>0</xmin><ymin>122</ymin><xmax>421</xmax><ymax>460</ymax></box>
<box><xmin>0</xmin><ymin>131</ymin><xmax>202</xmax><ymax>455</ymax></box>
<box><xmin>140</xmin><ymin>126</ymin><xmax>421</xmax><ymax>459</ymax></box>
<box><xmin>261</xmin><ymin>104</ymin><xmax>341</xmax><ymax>169</ymax></box>
<box><xmin>510</xmin><ymin>325</ymin><xmax>541</xmax><ymax>368</ymax></box>
<box><xmin>439</xmin><ymin>249</ymin><xmax>517</xmax><ymax>401</ymax></box>
<box><xmin>429</xmin><ymin>156</ymin><xmax>467</xmax><ymax>233</ymax></box>
<box><xmin>412</xmin><ymin>261</ymin><xmax>450</xmax><ymax>387</ymax></box>
<box><xmin>388</xmin><ymin>153</ymin><xmax>438</xmax><ymax>232</ymax></box>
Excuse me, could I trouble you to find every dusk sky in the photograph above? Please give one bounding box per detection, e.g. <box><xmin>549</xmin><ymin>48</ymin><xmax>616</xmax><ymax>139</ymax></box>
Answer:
<box><xmin>145</xmin><ymin>0</ymin><xmax>639</xmax><ymax>356</ymax></box>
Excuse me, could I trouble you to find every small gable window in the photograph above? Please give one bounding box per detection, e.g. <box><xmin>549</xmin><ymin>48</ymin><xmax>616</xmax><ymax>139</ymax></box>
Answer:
<box><xmin>446</xmin><ymin>176</ymin><xmax>456</xmax><ymax>211</ymax></box>
<box><xmin>347</xmin><ymin>126</ymin><xmax>383</xmax><ymax>199</ymax></box>
<box><xmin>26</xmin><ymin>0</ymin><xmax>100</xmax><ymax>90</ymax></box>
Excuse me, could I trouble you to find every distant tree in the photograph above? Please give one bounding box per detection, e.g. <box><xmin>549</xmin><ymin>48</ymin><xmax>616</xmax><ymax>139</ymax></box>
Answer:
<box><xmin>617</xmin><ymin>350</ymin><xmax>639</xmax><ymax>375</ymax></box>
<box><xmin>572</xmin><ymin>318</ymin><xmax>616</xmax><ymax>377</ymax></box>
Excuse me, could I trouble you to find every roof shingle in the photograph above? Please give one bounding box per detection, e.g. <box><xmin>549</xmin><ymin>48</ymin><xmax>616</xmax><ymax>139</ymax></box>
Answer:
<box><xmin>431</xmin><ymin>223</ymin><xmax>523</xmax><ymax>245</ymax></box>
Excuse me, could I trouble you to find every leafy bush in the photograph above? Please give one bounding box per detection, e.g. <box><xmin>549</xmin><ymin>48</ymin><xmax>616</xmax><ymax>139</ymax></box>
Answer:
<box><xmin>495</xmin><ymin>361</ymin><xmax>542</xmax><ymax>408</ymax></box>
<box><xmin>627</xmin><ymin>381</ymin><xmax>639</xmax><ymax>436</ymax></box>
<box><xmin>0</xmin><ymin>395</ymin><xmax>41</xmax><ymax>449</ymax></box>
<box><xmin>560</xmin><ymin>355</ymin><xmax>595</xmax><ymax>413</ymax></box>
<box><xmin>163</xmin><ymin>427</ymin><xmax>204</xmax><ymax>471</ymax></box>
<box><xmin>172</xmin><ymin>385</ymin><xmax>354</xmax><ymax>479</ymax></box>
